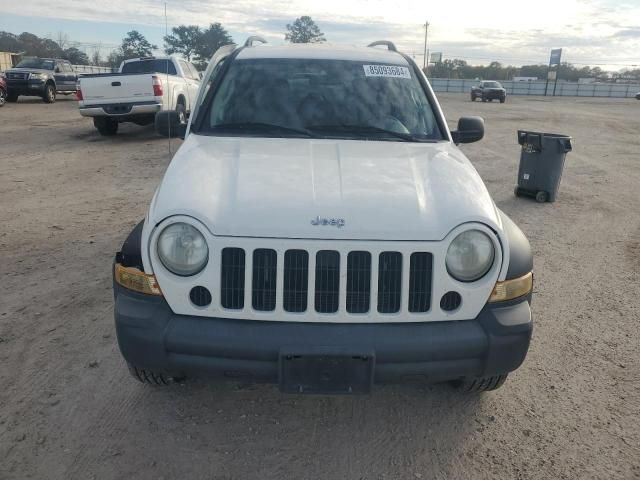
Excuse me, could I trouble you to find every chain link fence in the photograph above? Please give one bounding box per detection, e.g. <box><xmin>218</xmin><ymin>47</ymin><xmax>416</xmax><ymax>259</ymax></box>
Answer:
<box><xmin>429</xmin><ymin>78</ymin><xmax>640</xmax><ymax>98</ymax></box>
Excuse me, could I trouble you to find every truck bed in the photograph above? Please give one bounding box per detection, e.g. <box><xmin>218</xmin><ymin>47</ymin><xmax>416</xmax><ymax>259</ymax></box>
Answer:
<box><xmin>79</xmin><ymin>73</ymin><xmax>158</xmax><ymax>106</ymax></box>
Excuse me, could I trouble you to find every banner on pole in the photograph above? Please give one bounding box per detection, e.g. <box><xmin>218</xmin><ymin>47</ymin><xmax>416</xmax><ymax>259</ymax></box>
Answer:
<box><xmin>430</xmin><ymin>52</ymin><xmax>442</xmax><ymax>63</ymax></box>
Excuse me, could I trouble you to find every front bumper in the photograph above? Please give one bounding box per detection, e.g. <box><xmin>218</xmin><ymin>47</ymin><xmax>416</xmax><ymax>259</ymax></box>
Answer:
<box><xmin>114</xmin><ymin>283</ymin><xmax>532</xmax><ymax>386</ymax></box>
<box><xmin>7</xmin><ymin>80</ymin><xmax>46</xmax><ymax>96</ymax></box>
<box><xmin>79</xmin><ymin>102</ymin><xmax>162</xmax><ymax>117</ymax></box>
<box><xmin>483</xmin><ymin>90</ymin><xmax>506</xmax><ymax>99</ymax></box>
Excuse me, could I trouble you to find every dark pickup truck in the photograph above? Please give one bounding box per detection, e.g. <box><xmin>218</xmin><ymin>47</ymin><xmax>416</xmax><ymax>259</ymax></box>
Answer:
<box><xmin>4</xmin><ymin>57</ymin><xmax>78</xmax><ymax>103</ymax></box>
<box><xmin>471</xmin><ymin>81</ymin><xmax>507</xmax><ymax>103</ymax></box>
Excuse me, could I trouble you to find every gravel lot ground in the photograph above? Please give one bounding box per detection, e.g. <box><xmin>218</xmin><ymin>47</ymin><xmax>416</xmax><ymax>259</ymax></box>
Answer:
<box><xmin>0</xmin><ymin>93</ymin><xmax>638</xmax><ymax>480</ymax></box>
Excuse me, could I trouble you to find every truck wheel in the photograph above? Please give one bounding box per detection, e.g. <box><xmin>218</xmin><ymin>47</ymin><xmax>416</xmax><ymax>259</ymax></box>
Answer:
<box><xmin>127</xmin><ymin>363</ymin><xmax>185</xmax><ymax>385</ymax></box>
<box><xmin>94</xmin><ymin>117</ymin><xmax>119</xmax><ymax>136</ymax></box>
<box><xmin>500</xmin><ymin>98</ymin><xmax>506</xmax><ymax>104</ymax></box>
<box><xmin>470</xmin><ymin>94</ymin><xmax>476</xmax><ymax>102</ymax></box>
<box><xmin>0</xmin><ymin>88</ymin><xmax>6</xmax><ymax>107</ymax></box>
<box><xmin>176</xmin><ymin>102</ymin><xmax>187</xmax><ymax>124</ymax></box>
<box><xmin>43</xmin><ymin>83</ymin><xmax>56</xmax><ymax>103</ymax></box>
<box><xmin>481</xmin><ymin>97</ymin><xmax>487</xmax><ymax>102</ymax></box>
<box><xmin>6</xmin><ymin>92</ymin><xmax>18</xmax><ymax>103</ymax></box>
<box><xmin>453</xmin><ymin>374</ymin><xmax>508</xmax><ymax>392</ymax></box>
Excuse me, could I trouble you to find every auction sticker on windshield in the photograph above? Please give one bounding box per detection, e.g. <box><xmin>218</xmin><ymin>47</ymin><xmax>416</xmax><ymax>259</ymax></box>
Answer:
<box><xmin>363</xmin><ymin>65</ymin><xmax>411</xmax><ymax>79</ymax></box>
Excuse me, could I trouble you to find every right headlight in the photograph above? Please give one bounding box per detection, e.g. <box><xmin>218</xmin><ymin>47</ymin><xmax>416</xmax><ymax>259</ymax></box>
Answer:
<box><xmin>446</xmin><ymin>230</ymin><xmax>495</xmax><ymax>282</ymax></box>
<box><xmin>157</xmin><ymin>222</ymin><xmax>208</xmax><ymax>276</ymax></box>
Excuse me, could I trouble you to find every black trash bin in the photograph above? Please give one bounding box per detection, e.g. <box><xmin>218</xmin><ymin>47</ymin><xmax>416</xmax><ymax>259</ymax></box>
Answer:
<box><xmin>514</xmin><ymin>130</ymin><xmax>572</xmax><ymax>203</ymax></box>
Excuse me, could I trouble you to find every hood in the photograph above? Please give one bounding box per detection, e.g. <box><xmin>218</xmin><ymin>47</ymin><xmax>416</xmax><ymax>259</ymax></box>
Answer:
<box><xmin>6</xmin><ymin>68</ymin><xmax>52</xmax><ymax>75</ymax></box>
<box><xmin>150</xmin><ymin>135</ymin><xmax>501</xmax><ymax>241</ymax></box>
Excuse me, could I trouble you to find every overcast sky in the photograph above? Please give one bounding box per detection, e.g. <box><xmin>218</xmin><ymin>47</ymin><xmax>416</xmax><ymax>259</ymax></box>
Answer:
<box><xmin>2</xmin><ymin>0</ymin><xmax>640</xmax><ymax>68</ymax></box>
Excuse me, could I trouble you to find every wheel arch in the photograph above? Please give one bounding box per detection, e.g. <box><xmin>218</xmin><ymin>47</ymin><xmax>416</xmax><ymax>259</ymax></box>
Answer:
<box><xmin>498</xmin><ymin>210</ymin><xmax>533</xmax><ymax>279</ymax></box>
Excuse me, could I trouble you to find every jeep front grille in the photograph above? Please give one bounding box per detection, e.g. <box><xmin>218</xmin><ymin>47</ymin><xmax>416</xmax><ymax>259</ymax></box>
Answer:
<box><xmin>377</xmin><ymin>251</ymin><xmax>403</xmax><ymax>313</ymax></box>
<box><xmin>408</xmin><ymin>252</ymin><xmax>433</xmax><ymax>312</ymax></box>
<box><xmin>346</xmin><ymin>251</ymin><xmax>372</xmax><ymax>313</ymax></box>
<box><xmin>215</xmin><ymin>247</ymin><xmax>433</xmax><ymax>316</ymax></box>
<box><xmin>314</xmin><ymin>250</ymin><xmax>340</xmax><ymax>313</ymax></box>
<box><xmin>220</xmin><ymin>247</ymin><xmax>245</xmax><ymax>309</ymax></box>
<box><xmin>283</xmin><ymin>250</ymin><xmax>309</xmax><ymax>313</ymax></box>
<box><xmin>252</xmin><ymin>249</ymin><xmax>277</xmax><ymax>311</ymax></box>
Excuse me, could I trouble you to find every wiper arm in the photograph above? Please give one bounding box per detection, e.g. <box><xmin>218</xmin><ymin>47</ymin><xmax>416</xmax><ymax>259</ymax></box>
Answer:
<box><xmin>306</xmin><ymin>124</ymin><xmax>426</xmax><ymax>142</ymax></box>
<box><xmin>210</xmin><ymin>122</ymin><xmax>317</xmax><ymax>138</ymax></box>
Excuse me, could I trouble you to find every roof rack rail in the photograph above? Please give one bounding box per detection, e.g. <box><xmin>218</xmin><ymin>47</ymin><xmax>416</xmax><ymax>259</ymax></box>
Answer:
<box><xmin>244</xmin><ymin>36</ymin><xmax>268</xmax><ymax>47</ymax></box>
<box><xmin>367</xmin><ymin>41</ymin><xmax>397</xmax><ymax>52</ymax></box>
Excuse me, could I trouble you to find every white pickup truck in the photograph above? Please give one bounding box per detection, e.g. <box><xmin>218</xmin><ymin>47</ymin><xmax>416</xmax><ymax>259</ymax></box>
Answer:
<box><xmin>77</xmin><ymin>56</ymin><xmax>200</xmax><ymax>136</ymax></box>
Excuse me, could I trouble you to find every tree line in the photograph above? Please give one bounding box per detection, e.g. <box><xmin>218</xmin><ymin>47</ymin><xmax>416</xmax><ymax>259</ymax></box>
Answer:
<box><xmin>4</xmin><ymin>20</ymin><xmax>636</xmax><ymax>81</ymax></box>
<box><xmin>427</xmin><ymin>58</ymin><xmax>640</xmax><ymax>82</ymax></box>
<box><xmin>0</xmin><ymin>31</ymin><xmax>92</xmax><ymax>65</ymax></box>
<box><xmin>0</xmin><ymin>16</ymin><xmax>326</xmax><ymax>71</ymax></box>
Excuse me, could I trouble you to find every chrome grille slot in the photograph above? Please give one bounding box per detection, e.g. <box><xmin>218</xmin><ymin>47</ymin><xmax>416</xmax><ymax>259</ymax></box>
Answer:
<box><xmin>408</xmin><ymin>252</ymin><xmax>433</xmax><ymax>312</ymax></box>
<box><xmin>346</xmin><ymin>251</ymin><xmax>371</xmax><ymax>313</ymax></box>
<box><xmin>220</xmin><ymin>247</ymin><xmax>245</xmax><ymax>309</ymax></box>
<box><xmin>283</xmin><ymin>250</ymin><xmax>309</xmax><ymax>312</ymax></box>
<box><xmin>314</xmin><ymin>250</ymin><xmax>340</xmax><ymax>313</ymax></box>
<box><xmin>377</xmin><ymin>252</ymin><xmax>402</xmax><ymax>313</ymax></box>
<box><xmin>252</xmin><ymin>249</ymin><xmax>277</xmax><ymax>311</ymax></box>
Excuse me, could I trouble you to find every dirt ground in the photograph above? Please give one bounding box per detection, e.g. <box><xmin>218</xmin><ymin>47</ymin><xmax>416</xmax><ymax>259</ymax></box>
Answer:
<box><xmin>0</xmin><ymin>93</ymin><xmax>638</xmax><ymax>480</ymax></box>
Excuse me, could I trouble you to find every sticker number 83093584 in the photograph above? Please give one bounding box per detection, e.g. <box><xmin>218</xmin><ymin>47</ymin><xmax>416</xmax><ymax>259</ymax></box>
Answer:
<box><xmin>363</xmin><ymin>65</ymin><xmax>412</xmax><ymax>79</ymax></box>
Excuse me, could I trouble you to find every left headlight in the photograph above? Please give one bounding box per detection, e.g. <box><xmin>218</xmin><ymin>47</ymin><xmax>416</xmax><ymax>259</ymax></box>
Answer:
<box><xmin>157</xmin><ymin>222</ymin><xmax>208</xmax><ymax>276</ymax></box>
<box><xmin>446</xmin><ymin>230</ymin><xmax>495</xmax><ymax>282</ymax></box>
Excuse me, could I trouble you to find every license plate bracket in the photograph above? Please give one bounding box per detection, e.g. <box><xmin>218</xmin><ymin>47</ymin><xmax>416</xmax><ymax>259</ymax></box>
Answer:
<box><xmin>279</xmin><ymin>347</ymin><xmax>375</xmax><ymax>395</ymax></box>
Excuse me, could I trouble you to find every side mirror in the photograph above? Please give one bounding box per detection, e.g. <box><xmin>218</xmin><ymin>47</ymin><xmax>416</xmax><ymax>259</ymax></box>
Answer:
<box><xmin>451</xmin><ymin>116</ymin><xmax>484</xmax><ymax>145</ymax></box>
<box><xmin>155</xmin><ymin>110</ymin><xmax>187</xmax><ymax>139</ymax></box>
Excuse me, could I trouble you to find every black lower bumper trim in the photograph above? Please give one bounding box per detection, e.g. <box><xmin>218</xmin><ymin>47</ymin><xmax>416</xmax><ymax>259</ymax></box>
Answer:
<box><xmin>114</xmin><ymin>283</ymin><xmax>532</xmax><ymax>385</ymax></box>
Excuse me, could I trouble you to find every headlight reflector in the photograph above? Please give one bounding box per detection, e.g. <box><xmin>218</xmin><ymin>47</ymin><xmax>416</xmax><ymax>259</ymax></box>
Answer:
<box><xmin>446</xmin><ymin>230</ymin><xmax>495</xmax><ymax>282</ymax></box>
<box><xmin>157</xmin><ymin>222</ymin><xmax>208</xmax><ymax>276</ymax></box>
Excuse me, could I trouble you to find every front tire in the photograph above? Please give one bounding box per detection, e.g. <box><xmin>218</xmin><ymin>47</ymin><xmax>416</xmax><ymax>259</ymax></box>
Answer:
<box><xmin>6</xmin><ymin>92</ymin><xmax>18</xmax><ymax>103</ymax></box>
<box><xmin>43</xmin><ymin>83</ymin><xmax>56</xmax><ymax>103</ymax></box>
<box><xmin>127</xmin><ymin>363</ymin><xmax>185</xmax><ymax>386</ymax></box>
<box><xmin>470</xmin><ymin>93</ymin><xmax>476</xmax><ymax>101</ymax></box>
<box><xmin>454</xmin><ymin>374</ymin><xmax>508</xmax><ymax>392</ymax></box>
<box><xmin>500</xmin><ymin>98</ymin><xmax>506</xmax><ymax>104</ymax></box>
<box><xmin>128</xmin><ymin>364</ymin><xmax>170</xmax><ymax>385</ymax></box>
<box><xmin>0</xmin><ymin>88</ymin><xmax>6</xmax><ymax>107</ymax></box>
<box><xmin>94</xmin><ymin>117</ymin><xmax>119</xmax><ymax>136</ymax></box>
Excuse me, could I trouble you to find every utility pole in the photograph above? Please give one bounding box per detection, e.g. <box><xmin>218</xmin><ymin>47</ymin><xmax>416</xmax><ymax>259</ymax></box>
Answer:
<box><xmin>423</xmin><ymin>21</ymin><xmax>429</xmax><ymax>72</ymax></box>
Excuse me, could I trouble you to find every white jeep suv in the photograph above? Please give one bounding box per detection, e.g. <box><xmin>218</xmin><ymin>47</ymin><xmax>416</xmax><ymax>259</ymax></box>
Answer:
<box><xmin>113</xmin><ymin>38</ymin><xmax>534</xmax><ymax>394</ymax></box>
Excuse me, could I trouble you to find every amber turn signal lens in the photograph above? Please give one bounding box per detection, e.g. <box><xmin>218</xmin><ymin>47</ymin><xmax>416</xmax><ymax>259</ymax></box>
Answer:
<box><xmin>114</xmin><ymin>263</ymin><xmax>163</xmax><ymax>296</ymax></box>
<box><xmin>489</xmin><ymin>272</ymin><xmax>533</xmax><ymax>303</ymax></box>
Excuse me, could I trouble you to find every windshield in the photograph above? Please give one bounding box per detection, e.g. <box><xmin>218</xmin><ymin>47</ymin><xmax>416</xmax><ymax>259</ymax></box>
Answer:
<box><xmin>121</xmin><ymin>59</ymin><xmax>177</xmax><ymax>75</ymax></box>
<box><xmin>16</xmin><ymin>58</ymin><xmax>55</xmax><ymax>70</ymax></box>
<box><xmin>483</xmin><ymin>81</ymin><xmax>502</xmax><ymax>88</ymax></box>
<box><xmin>198</xmin><ymin>58</ymin><xmax>444</xmax><ymax>142</ymax></box>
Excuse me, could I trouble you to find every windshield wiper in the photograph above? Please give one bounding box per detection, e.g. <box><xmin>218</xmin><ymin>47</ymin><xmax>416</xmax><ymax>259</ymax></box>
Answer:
<box><xmin>209</xmin><ymin>122</ymin><xmax>317</xmax><ymax>138</ymax></box>
<box><xmin>306</xmin><ymin>124</ymin><xmax>431</xmax><ymax>142</ymax></box>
